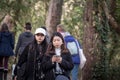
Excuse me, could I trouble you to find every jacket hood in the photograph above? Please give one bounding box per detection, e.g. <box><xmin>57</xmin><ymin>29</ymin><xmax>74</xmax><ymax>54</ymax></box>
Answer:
<box><xmin>23</xmin><ymin>32</ymin><xmax>33</xmax><ymax>37</ymax></box>
<box><xmin>1</xmin><ymin>31</ymin><xmax>11</xmax><ymax>37</ymax></box>
<box><xmin>60</xmin><ymin>32</ymin><xmax>70</xmax><ymax>38</ymax></box>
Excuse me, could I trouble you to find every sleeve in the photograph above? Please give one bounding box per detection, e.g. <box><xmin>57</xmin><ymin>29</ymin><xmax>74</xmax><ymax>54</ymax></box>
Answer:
<box><xmin>14</xmin><ymin>45</ymin><xmax>29</xmax><ymax>76</ymax></box>
<box><xmin>59</xmin><ymin>53</ymin><xmax>74</xmax><ymax>71</ymax></box>
<box><xmin>0</xmin><ymin>33</ymin><xmax>1</xmax><ymax>42</ymax></box>
<box><xmin>10</xmin><ymin>33</ymin><xmax>14</xmax><ymax>49</ymax></box>
<box><xmin>17</xmin><ymin>45</ymin><xmax>28</xmax><ymax>66</ymax></box>
<box><xmin>42</xmin><ymin>55</ymin><xmax>55</xmax><ymax>72</ymax></box>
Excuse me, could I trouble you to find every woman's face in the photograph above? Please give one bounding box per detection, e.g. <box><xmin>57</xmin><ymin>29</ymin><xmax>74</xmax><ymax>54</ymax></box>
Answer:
<box><xmin>35</xmin><ymin>33</ymin><xmax>45</xmax><ymax>44</ymax></box>
<box><xmin>52</xmin><ymin>36</ymin><xmax>63</xmax><ymax>48</ymax></box>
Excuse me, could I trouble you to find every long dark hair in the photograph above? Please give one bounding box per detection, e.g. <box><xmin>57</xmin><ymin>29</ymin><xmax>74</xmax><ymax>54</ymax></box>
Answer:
<box><xmin>46</xmin><ymin>32</ymin><xmax>68</xmax><ymax>55</ymax></box>
<box><xmin>29</xmin><ymin>35</ymin><xmax>48</xmax><ymax>54</ymax></box>
<box><xmin>0</xmin><ymin>23</ymin><xmax>9</xmax><ymax>32</ymax></box>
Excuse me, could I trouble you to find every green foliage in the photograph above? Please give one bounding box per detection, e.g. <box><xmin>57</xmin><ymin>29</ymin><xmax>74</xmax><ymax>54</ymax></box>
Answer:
<box><xmin>0</xmin><ymin>0</ymin><xmax>84</xmax><ymax>42</ymax></box>
<box><xmin>0</xmin><ymin>0</ymin><xmax>50</xmax><ymax>71</ymax></box>
<box><xmin>0</xmin><ymin>0</ymin><xmax>48</xmax><ymax>32</ymax></box>
<box><xmin>115</xmin><ymin>0</ymin><xmax>120</xmax><ymax>23</ymax></box>
<box><xmin>92</xmin><ymin>0</ymin><xmax>120</xmax><ymax>80</ymax></box>
<box><xmin>1</xmin><ymin>1</ymin><xmax>120</xmax><ymax>79</ymax></box>
<box><xmin>61</xmin><ymin>0</ymin><xmax>85</xmax><ymax>41</ymax></box>
<box><xmin>93</xmin><ymin>14</ymin><xmax>111</xmax><ymax>80</ymax></box>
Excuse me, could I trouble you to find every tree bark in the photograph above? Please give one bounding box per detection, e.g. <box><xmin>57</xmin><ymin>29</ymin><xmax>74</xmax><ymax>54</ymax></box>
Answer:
<box><xmin>83</xmin><ymin>0</ymin><xmax>97</xmax><ymax>80</ymax></box>
<box><xmin>110</xmin><ymin>0</ymin><xmax>116</xmax><ymax>15</ymax></box>
<box><xmin>102</xmin><ymin>1</ymin><xmax>120</xmax><ymax>34</ymax></box>
<box><xmin>45</xmin><ymin>0</ymin><xmax>63</xmax><ymax>37</ymax></box>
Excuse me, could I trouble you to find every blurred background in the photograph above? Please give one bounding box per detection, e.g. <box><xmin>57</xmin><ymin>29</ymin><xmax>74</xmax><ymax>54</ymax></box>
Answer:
<box><xmin>0</xmin><ymin>0</ymin><xmax>120</xmax><ymax>80</ymax></box>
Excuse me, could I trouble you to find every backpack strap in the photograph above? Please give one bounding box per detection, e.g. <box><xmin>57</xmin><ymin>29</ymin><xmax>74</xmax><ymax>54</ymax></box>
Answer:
<box><xmin>75</xmin><ymin>40</ymin><xmax>81</xmax><ymax>50</ymax></box>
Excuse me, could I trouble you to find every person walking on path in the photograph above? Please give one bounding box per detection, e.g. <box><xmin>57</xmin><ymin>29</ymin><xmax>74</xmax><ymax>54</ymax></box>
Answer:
<box><xmin>42</xmin><ymin>32</ymin><xmax>74</xmax><ymax>80</ymax></box>
<box><xmin>15</xmin><ymin>22</ymin><xmax>34</xmax><ymax>58</ymax></box>
<box><xmin>14</xmin><ymin>27</ymin><xmax>48</xmax><ymax>80</ymax></box>
<box><xmin>0</xmin><ymin>23</ymin><xmax>14</xmax><ymax>80</ymax></box>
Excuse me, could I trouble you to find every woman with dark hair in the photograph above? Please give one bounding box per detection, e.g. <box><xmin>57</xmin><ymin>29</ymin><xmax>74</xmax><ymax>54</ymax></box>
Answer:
<box><xmin>14</xmin><ymin>28</ymin><xmax>48</xmax><ymax>80</ymax></box>
<box><xmin>42</xmin><ymin>32</ymin><xmax>74</xmax><ymax>80</ymax></box>
<box><xmin>0</xmin><ymin>23</ymin><xmax>14</xmax><ymax>80</ymax></box>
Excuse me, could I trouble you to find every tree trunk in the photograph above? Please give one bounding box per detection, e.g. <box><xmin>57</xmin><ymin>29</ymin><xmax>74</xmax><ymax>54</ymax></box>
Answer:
<box><xmin>45</xmin><ymin>0</ymin><xmax>63</xmax><ymax>37</ymax></box>
<box><xmin>82</xmin><ymin>0</ymin><xmax>97</xmax><ymax>80</ymax></box>
<box><xmin>102</xmin><ymin>1</ymin><xmax>120</xmax><ymax>34</ymax></box>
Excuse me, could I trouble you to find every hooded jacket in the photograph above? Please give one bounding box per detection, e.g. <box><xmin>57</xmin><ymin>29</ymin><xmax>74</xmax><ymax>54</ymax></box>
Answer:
<box><xmin>0</xmin><ymin>31</ymin><xmax>14</xmax><ymax>56</ymax></box>
<box><xmin>15</xmin><ymin>32</ymin><xmax>34</xmax><ymax>56</ymax></box>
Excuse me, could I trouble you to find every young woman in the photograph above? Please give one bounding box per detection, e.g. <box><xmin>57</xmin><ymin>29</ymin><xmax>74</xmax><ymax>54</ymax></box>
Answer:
<box><xmin>42</xmin><ymin>32</ymin><xmax>74</xmax><ymax>80</ymax></box>
<box><xmin>14</xmin><ymin>28</ymin><xmax>48</xmax><ymax>80</ymax></box>
<box><xmin>0</xmin><ymin>23</ymin><xmax>14</xmax><ymax>80</ymax></box>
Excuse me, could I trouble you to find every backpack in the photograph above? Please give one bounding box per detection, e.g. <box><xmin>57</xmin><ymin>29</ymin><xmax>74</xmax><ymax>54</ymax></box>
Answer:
<box><xmin>64</xmin><ymin>35</ymin><xmax>80</xmax><ymax>64</ymax></box>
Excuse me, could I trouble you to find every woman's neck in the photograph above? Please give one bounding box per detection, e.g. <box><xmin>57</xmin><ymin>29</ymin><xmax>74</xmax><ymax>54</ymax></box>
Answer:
<box><xmin>37</xmin><ymin>41</ymin><xmax>42</xmax><ymax>44</ymax></box>
<box><xmin>55</xmin><ymin>47</ymin><xmax>61</xmax><ymax>49</ymax></box>
<box><xmin>55</xmin><ymin>48</ymin><xmax>61</xmax><ymax>55</ymax></box>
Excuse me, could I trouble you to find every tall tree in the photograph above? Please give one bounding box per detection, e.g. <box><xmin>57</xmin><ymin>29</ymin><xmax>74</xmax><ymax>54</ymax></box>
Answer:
<box><xmin>83</xmin><ymin>0</ymin><xmax>120</xmax><ymax>80</ymax></box>
<box><xmin>82</xmin><ymin>0</ymin><xmax>97</xmax><ymax>80</ymax></box>
<box><xmin>102</xmin><ymin>0</ymin><xmax>120</xmax><ymax>34</ymax></box>
<box><xmin>45</xmin><ymin>0</ymin><xmax>63</xmax><ymax>37</ymax></box>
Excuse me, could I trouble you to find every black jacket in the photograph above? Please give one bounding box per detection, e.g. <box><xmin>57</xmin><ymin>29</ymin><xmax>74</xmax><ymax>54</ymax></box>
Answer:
<box><xmin>42</xmin><ymin>52</ymin><xmax>74</xmax><ymax>80</ymax></box>
<box><xmin>14</xmin><ymin>41</ymin><xmax>47</xmax><ymax>80</ymax></box>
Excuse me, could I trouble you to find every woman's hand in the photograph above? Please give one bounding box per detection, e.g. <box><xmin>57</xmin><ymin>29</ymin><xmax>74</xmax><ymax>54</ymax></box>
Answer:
<box><xmin>52</xmin><ymin>55</ymin><xmax>57</xmax><ymax>63</ymax></box>
<box><xmin>52</xmin><ymin>55</ymin><xmax>62</xmax><ymax>63</ymax></box>
<box><xmin>56</xmin><ymin>56</ymin><xmax>62</xmax><ymax>63</ymax></box>
<box><xmin>14</xmin><ymin>76</ymin><xmax>17</xmax><ymax>80</ymax></box>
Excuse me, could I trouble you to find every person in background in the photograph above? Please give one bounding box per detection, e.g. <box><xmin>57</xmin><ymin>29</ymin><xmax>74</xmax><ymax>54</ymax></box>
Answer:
<box><xmin>57</xmin><ymin>24</ymin><xmax>82</xmax><ymax>80</ymax></box>
<box><xmin>15</xmin><ymin>22</ymin><xmax>34</xmax><ymax>58</ymax></box>
<box><xmin>0</xmin><ymin>23</ymin><xmax>14</xmax><ymax>80</ymax></box>
<box><xmin>14</xmin><ymin>28</ymin><xmax>48</xmax><ymax>80</ymax></box>
<box><xmin>42</xmin><ymin>32</ymin><xmax>74</xmax><ymax>80</ymax></box>
<box><xmin>56</xmin><ymin>24</ymin><xmax>68</xmax><ymax>38</ymax></box>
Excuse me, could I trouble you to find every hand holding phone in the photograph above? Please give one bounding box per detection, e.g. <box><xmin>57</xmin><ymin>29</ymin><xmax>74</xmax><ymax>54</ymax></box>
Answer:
<box><xmin>52</xmin><ymin>55</ymin><xmax>57</xmax><ymax>63</ymax></box>
<box><xmin>55</xmin><ymin>55</ymin><xmax>62</xmax><ymax>63</ymax></box>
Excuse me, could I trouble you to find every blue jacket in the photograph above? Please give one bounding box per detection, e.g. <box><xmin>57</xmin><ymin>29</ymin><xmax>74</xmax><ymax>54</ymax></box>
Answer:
<box><xmin>0</xmin><ymin>31</ymin><xmax>14</xmax><ymax>56</ymax></box>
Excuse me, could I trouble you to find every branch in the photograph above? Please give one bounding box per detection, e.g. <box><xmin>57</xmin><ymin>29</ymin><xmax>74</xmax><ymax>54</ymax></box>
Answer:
<box><xmin>102</xmin><ymin>1</ymin><xmax>120</xmax><ymax>33</ymax></box>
